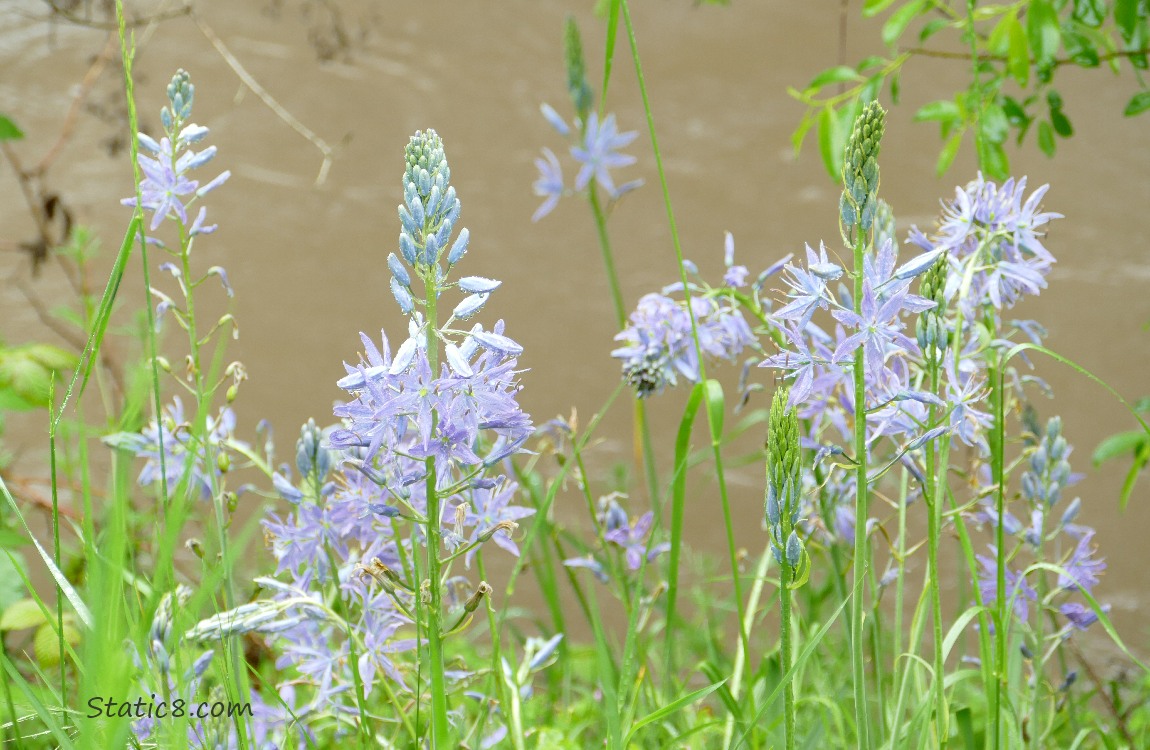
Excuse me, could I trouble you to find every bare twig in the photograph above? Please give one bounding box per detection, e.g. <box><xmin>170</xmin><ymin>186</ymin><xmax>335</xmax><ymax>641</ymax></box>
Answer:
<box><xmin>1068</xmin><ymin>638</ymin><xmax>1137</xmax><ymax>747</ymax></box>
<box><xmin>11</xmin><ymin>273</ymin><xmax>86</xmax><ymax>352</ymax></box>
<box><xmin>0</xmin><ymin>474</ymin><xmax>85</xmax><ymax>521</ymax></box>
<box><xmin>33</xmin><ymin>31</ymin><xmax>120</xmax><ymax>176</ymax></box>
<box><xmin>41</xmin><ymin>2</ymin><xmax>193</xmax><ymax>31</ymax></box>
<box><xmin>192</xmin><ymin>11</ymin><xmax>334</xmax><ymax>186</ymax></box>
<box><xmin>901</xmin><ymin>45</ymin><xmax>1150</xmax><ymax>70</ymax></box>
<box><xmin>0</xmin><ymin>143</ymin><xmax>55</xmax><ymax>266</ymax></box>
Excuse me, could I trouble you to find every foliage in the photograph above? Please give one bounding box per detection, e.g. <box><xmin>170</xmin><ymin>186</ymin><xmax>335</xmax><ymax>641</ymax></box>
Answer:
<box><xmin>794</xmin><ymin>0</ymin><xmax>1150</xmax><ymax>180</ymax></box>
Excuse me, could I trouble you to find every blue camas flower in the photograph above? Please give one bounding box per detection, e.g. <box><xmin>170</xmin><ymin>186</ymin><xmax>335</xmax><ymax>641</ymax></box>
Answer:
<box><xmin>908</xmin><ymin>174</ymin><xmax>1060</xmax><ymax>315</ymax></box>
<box><xmin>571</xmin><ymin>112</ymin><xmax>639</xmax><ymax>196</ymax></box>
<box><xmin>604</xmin><ymin>511</ymin><xmax>670</xmax><ymax>571</ymax></box>
<box><xmin>612</xmin><ymin>292</ymin><xmax>754</xmax><ymax>397</ymax></box>
<box><xmin>121</xmin><ymin>70</ymin><xmax>229</xmax><ymax>232</ymax></box>
<box><xmin>532</xmin><ymin>147</ymin><xmax>564</xmax><ymax>221</ymax></box>
<box><xmin>104</xmin><ymin>396</ymin><xmax>238</xmax><ymax>499</ymax></box>
<box><xmin>532</xmin><ymin>103</ymin><xmax>642</xmax><ymax>219</ymax></box>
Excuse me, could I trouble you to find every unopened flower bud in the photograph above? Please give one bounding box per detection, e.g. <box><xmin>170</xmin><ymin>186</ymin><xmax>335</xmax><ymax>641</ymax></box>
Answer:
<box><xmin>840</xmin><ymin>101</ymin><xmax>886</xmax><ymax>236</ymax></box>
<box><xmin>463</xmin><ymin>581</ymin><xmax>493</xmax><ymax>613</ymax></box>
<box><xmin>185</xmin><ymin>538</ymin><xmax>205</xmax><ymax>559</ymax></box>
<box><xmin>785</xmin><ymin>530</ymin><xmax>803</xmax><ymax>568</ymax></box>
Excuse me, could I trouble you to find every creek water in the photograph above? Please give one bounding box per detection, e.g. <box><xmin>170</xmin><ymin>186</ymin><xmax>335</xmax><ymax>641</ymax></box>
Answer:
<box><xmin>2</xmin><ymin>1</ymin><xmax>1148</xmax><ymax>663</ymax></box>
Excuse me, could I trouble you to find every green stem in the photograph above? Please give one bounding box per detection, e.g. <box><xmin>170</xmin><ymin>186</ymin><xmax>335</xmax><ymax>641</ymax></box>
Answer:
<box><xmin>868</xmin><ymin>561</ymin><xmax>886</xmax><ymax>745</ymax></box>
<box><xmin>422</xmin><ymin>270</ymin><xmax>450</xmax><ymax>745</ymax></box>
<box><xmin>618</xmin><ymin>0</ymin><xmax>749</xmax><ymax>663</ymax></box>
<box><xmin>892</xmin><ymin>467</ymin><xmax>908</xmax><ymax>733</ymax></box>
<box><xmin>722</xmin><ymin>542</ymin><xmax>773</xmax><ymax>747</ymax></box>
<box><xmin>476</xmin><ymin>553</ymin><xmax>523</xmax><ymax>750</ymax></box>
<box><xmin>990</xmin><ymin>348</ymin><xmax>1006</xmax><ymax>750</ymax></box>
<box><xmin>48</xmin><ymin>412</ymin><xmax>65</xmax><ymax>702</ymax></box>
<box><xmin>925</xmin><ymin>361</ymin><xmax>947</xmax><ymax>744</ymax></box>
<box><xmin>588</xmin><ymin>186</ymin><xmax>661</xmax><ymax>523</ymax></box>
<box><xmin>851</xmin><ymin>229</ymin><xmax>872</xmax><ymax>749</ymax></box>
<box><xmin>780</xmin><ymin>559</ymin><xmax>796</xmax><ymax>750</ymax></box>
<box><xmin>1029</xmin><ymin>523</ymin><xmax>1048</xmax><ymax>750</ymax></box>
<box><xmin>588</xmin><ymin>187</ymin><xmax>626</xmax><ymax>328</ymax></box>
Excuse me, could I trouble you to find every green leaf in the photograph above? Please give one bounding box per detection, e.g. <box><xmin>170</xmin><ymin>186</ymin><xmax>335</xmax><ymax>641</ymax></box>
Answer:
<box><xmin>22</xmin><ymin>344</ymin><xmax>79</xmax><ymax>372</ymax></box>
<box><xmin>1124</xmin><ymin>90</ymin><xmax>1150</xmax><ymax>116</ymax></box>
<box><xmin>34</xmin><ymin>621</ymin><xmax>81</xmax><ymax>668</ymax></box>
<box><xmin>1008</xmin><ymin>15</ymin><xmax>1031</xmax><ymax>85</ymax></box>
<box><xmin>890</xmin><ymin>70</ymin><xmax>902</xmax><ymax>103</ymax></box>
<box><xmin>703</xmin><ymin>379</ymin><xmax>725</xmax><ymax>439</ymax></box>
<box><xmin>915</xmin><ymin>99</ymin><xmax>961</xmax><ymax>123</ymax></box>
<box><xmin>982</xmin><ymin>103</ymin><xmax>1010</xmax><ymax>143</ymax></box>
<box><xmin>1051</xmin><ymin>108</ymin><xmax>1074</xmax><ymax>137</ymax></box>
<box><xmin>1037</xmin><ymin>120</ymin><xmax>1056</xmax><ymax>156</ymax></box>
<box><xmin>0</xmin><ymin>386</ymin><xmax>39</xmax><ymax>412</ymax></box>
<box><xmin>56</xmin><ymin>215</ymin><xmax>138</xmax><ymax>420</ymax></box>
<box><xmin>883</xmin><ymin>0</ymin><xmax>926</xmax><ymax>46</ymax></box>
<box><xmin>920</xmin><ymin>18</ymin><xmax>951</xmax><ymax>42</ymax></box>
<box><xmin>1027</xmin><ymin>0</ymin><xmax>1062</xmax><ymax>65</ymax></box>
<box><xmin>791</xmin><ymin>109</ymin><xmax>815</xmax><ymax>156</ymax></box>
<box><xmin>0</xmin><ymin>354</ymin><xmax>52</xmax><ymax>408</ymax></box>
<box><xmin>1073</xmin><ymin>0</ymin><xmax>1106</xmax><ymax>27</ymax></box>
<box><xmin>0</xmin><ymin>529</ymin><xmax>28</xmax><ymax>549</ymax></box>
<box><xmin>0</xmin><ymin>553</ymin><xmax>26</xmax><ymax>613</ymax></box>
<box><xmin>863</xmin><ymin>0</ymin><xmax>900</xmax><ymax>16</ymax></box>
<box><xmin>1063</xmin><ymin>29</ymin><xmax>1101</xmax><ymax>66</ymax></box>
<box><xmin>988</xmin><ymin>13</ymin><xmax>1013</xmax><ymax>55</ymax></box>
<box><xmin>1026</xmin><ymin>562</ymin><xmax>1150</xmax><ymax>672</ymax></box>
<box><xmin>0</xmin><ymin>478</ymin><xmax>93</xmax><ymax>627</ymax></box>
<box><xmin>0</xmin><ymin>115</ymin><xmax>23</xmax><ymax>141</ymax></box>
<box><xmin>1093</xmin><ymin>430</ymin><xmax>1148</xmax><ymax>465</ymax></box>
<box><xmin>623</xmin><ymin>680</ymin><xmax>727</xmax><ymax>745</ymax></box>
<box><xmin>806</xmin><ymin>65</ymin><xmax>864</xmax><ymax>91</ymax></box>
<box><xmin>1119</xmin><ymin>442</ymin><xmax>1149</xmax><ymax>508</ymax></box>
<box><xmin>956</xmin><ymin>707</ymin><xmax>977</xmax><ymax>750</ymax></box>
<box><xmin>788</xmin><ymin>548</ymin><xmax>812</xmax><ymax>588</ymax></box>
<box><xmin>1</xmin><ymin>598</ymin><xmax>48</xmax><ymax>631</ymax></box>
<box><xmin>1115</xmin><ymin>0</ymin><xmax>1139</xmax><ymax>41</ymax></box>
<box><xmin>817</xmin><ymin>106</ymin><xmax>842</xmax><ymax>180</ymax></box>
<box><xmin>665</xmin><ymin>384</ymin><xmax>704</xmax><ymax>662</ymax></box>
<box><xmin>976</xmin><ymin>136</ymin><xmax>1010</xmax><ymax>179</ymax></box>
<box><xmin>936</xmin><ymin>132</ymin><xmax>963</xmax><ymax>176</ymax></box>
<box><xmin>1001</xmin><ymin>96</ymin><xmax>1030</xmax><ymax>126</ymax></box>
<box><xmin>732</xmin><ymin>578</ymin><xmax>859</xmax><ymax>749</ymax></box>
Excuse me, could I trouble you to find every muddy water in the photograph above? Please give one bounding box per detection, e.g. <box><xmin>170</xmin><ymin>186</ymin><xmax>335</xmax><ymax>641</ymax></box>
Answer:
<box><xmin>2</xmin><ymin>1</ymin><xmax>1148</xmax><ymax>658</ymax></box>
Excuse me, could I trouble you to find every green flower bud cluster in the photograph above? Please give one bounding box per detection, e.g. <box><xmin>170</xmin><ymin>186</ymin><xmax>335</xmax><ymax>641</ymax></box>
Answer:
<box><xmin>296</xmin><ymin>417</ymin><xmax>331</xmax><ymax>481</ymax></box>
<box><xmin>162</xmin><ymin>69</ymin><xmax>194</xmax><ymax>132</ymax></box>
<box><xmin>765</xmin><ymin>387</ymin><xmax>804</xmax><ymax>570</ymax></box>
<box><xmin>397</xmin><ymin>129</ymin><xmax>464</xmax><ymax>272</ymax></box>
<box><xmin>839</xmin><ymin>101</ymin><xmax>886</xmax><ymax>238</ymax></box>
<box><xmin>873</xmin><ymin>199</ymin><xmax>896</xmax><ymax>251</ymax></box>
<box><xmin>564</xmin><ymin>17</ymin><xmax>593</xmax><ymax>122</ymax></box>
<box><xmin>404</xmin><ymin>129</ymin><xmax>451</xmax><ymax>201</ymax></box>
<box><xmin>915</xmin><ymin>254</ymin><xmax>950</xmax><ymax>360</ymax></box>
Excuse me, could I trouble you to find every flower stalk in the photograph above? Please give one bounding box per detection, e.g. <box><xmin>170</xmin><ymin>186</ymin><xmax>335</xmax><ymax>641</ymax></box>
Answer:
<box><xmin>766</xmin><ymin>386</ymin><xmax>804</xmax><ymax>750</ymax></box>
<box><xmin>841</xmin><ymin>99</ymin><xmax>886</xmax><ymax>749</ymax></box>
